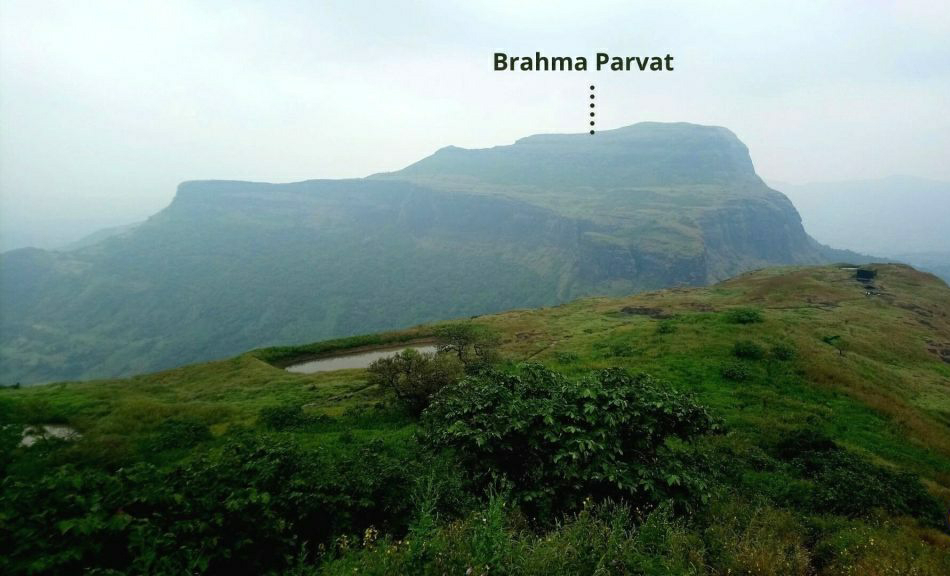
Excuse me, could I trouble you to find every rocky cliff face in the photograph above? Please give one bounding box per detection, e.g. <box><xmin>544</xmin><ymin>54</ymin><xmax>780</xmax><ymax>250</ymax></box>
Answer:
<box><xmin>388</xmin><ymin>122</ymin><xmax>829</xmax><ymax>286</ymax></box>
<box><xmin>698</xmin><ymin>193</ymin><xmax>823</xmax><ymax>281</ymax></box>
<box><xmin>1</xmin><ymin>122</ymin><xmax>843</xmax><ymax>384</ymax></box>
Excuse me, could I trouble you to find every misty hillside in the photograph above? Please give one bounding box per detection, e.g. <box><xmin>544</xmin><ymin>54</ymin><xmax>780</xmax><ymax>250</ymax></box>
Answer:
<box><xmin>778</xmin><ymin>176</ymin><xmax>950</xmax><ymax>281</ymax></box>
<box><xmin>4</xmin><ymin>264</ymin><xmax>950</xmax><ymax>573</ymax></box>
<box><xmin>1</xmin><ymin>122</ymin><xmax>852</xmax><ymax>385</ymax></box>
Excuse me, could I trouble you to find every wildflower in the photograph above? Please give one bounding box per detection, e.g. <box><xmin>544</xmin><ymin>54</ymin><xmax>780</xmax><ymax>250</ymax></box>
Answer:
<box><xmin>363</xmin><ymin>525</ymin><xmax>379</xmax><ymax>547</ymax></box>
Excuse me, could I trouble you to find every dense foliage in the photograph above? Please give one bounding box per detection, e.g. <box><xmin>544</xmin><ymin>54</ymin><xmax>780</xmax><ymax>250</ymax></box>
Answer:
<box><xmin>1</xmin><ymin>434</ymin><xmax>420</xmax><ymax>575</ymax></box>
<box><xmin>2</xmin><ymin>265</ymin><xmax>948</xmax><ymax>574</ymax></box>
<box><xmin>773</xmin><ymin>430</ymin><xmax>943</xmax><ymax>524</ymax></box>
<box><xmin>725</xmin><ymin>308</ymin><xmax>763</xmax><ymax>324</ymax></box>
<box><xmin>419</xmin><ymin>365</ymin><xmax>719</xmax><ymax>516</ymax></box>
<box><xmin>366</xmin><ymin>348</ymin><xmax>463</xmax><ymax>415</ymax></box>
<box><xmin>0</xmin><ymin>365</ymin><xmax>724</xmax><ymax>574</ymax></box>
<box><xmin>732</xmin><ymin>339</ymin><xmax>765</xmax><ymax>360</ymax></box>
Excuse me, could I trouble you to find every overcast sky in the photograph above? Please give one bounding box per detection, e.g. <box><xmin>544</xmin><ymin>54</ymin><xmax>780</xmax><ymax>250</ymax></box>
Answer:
<box><xmin>2</xmin><ymin>0</ymin><xmax>949</xmax><ymax>250</ymax></box>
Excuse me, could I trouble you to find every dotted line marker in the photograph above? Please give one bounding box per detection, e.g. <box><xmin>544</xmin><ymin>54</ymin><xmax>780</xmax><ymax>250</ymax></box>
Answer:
<box><xmin>589</xmin><ymin>85</ymin><xmax>595</xmax><ymax>134</ymax></box>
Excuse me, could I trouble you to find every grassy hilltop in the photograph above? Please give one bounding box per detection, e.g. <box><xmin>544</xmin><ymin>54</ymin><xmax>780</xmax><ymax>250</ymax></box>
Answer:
<box><xmin>2</xmin><ymin>263</ymin><xmax>949</xmax><ymax>574</ymax></box>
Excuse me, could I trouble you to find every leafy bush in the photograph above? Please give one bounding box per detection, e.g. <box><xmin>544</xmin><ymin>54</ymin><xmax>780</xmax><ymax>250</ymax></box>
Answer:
<box><xmin>771</xmin><ymin>343</ymin><xmax>796</xmax><ymax>361</ymax></box>
<box><xmin>773</xmin><ymin>428</ymin><xmax>837</xmax><ymax>461</ymax></box>
<box><xmin>151</xmin><ymin>417</ymin><xmax>212</xmax><ymax>450</ymax></box>
<box><xmin>726</xmin><ymin>308</ymin><xmax>763</xmax><ymax>324</ymax></box>
<box><xmin>656</xmin><ymin>320</ymin><xmax>677</xmax><ymax>334</ymax></box>
<box><xmin>0</xmin><ymin>423</ymin><xmax>20</xmax><ymax>476</ymax></box>
<box><xmin>419</xmin><ymin>365</ymin><xmax>719</xmax><ymax>516</ymax></box>
<box><xmin>821</xmin><ymin>334</ymin><xmax>842</xmax><ymax>346</ymax></box>
<box><xmin>732</xmin><ymin>340</ymin><xmax>765</xmax><ymax>360</ymax></box>
<box><xmin>773</xmin><ymin>429</ymin><xmax>943</xmax><ymax>525</ymax></box>
<box><xmin>608</xmin><ymin>343</ymin><xmax>635</xmax><ymax>357</ymax></box>
<box><xmin>367</xmin><ymin>349</ymin><xmax>463</xmax><ymax>415</ymax></box>
<box><xmin>720</xmin><ymin>361</ymin><xmax>751</xmax><ymax>381</ymax></box>
<box><xmin>258</xmin><ymin>404</ymin><xmax>309</xmax><ymax>430</ymax></box>
<box><xmin>0</xmin><ymin>434</ymin><xmax>420</xmax><ymax>575</ymax></box>
<box><xmin>811</xmin><ymin>453</ymin><xmax>941</xmax><ymax>524</ymax></box>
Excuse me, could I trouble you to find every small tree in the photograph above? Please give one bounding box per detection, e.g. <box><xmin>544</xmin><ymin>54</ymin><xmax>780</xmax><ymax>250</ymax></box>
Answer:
<box><xmin>732</xmin><ymin>340</ymin><xmax>765</xmax><ymax>360</ymax></box>
<box><xmin>434</xmin><ymin>324</ymin><xmax>475</xmax><ymax>361</ymax></box>
<box><xmin>726</xmin><ymin>308</ymin><xmax>763</xmax><ymax>324</ymax></box>
<box><xmin>434</xmin><ymin>323</ymin><xmax>499</xmax><ymax>369</ymax></box>
<box><xmin>367</xmin><ymin>349</ymin><xmax>462</xmax><ymax>415</ymax></box>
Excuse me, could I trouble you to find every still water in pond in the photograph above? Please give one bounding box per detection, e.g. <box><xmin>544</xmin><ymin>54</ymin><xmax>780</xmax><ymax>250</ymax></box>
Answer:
<box><xmin>285</xmin><ymin>344</ymin><xmax>439</xmax><ymax>374</ymax></box>
<box><xmin>20</xmin><ymin>424</ymin><xmax>81</xmax><ymax>447</ymax></box>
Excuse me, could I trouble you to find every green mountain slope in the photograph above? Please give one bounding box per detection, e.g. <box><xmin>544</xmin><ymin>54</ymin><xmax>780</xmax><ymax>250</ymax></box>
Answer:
<box><xmin>3</xmin><ymin>264</ymin><xmax>948</xmax><ymax>574</ymax></box>
<box><xmin>1</xmin><ymin>123</ymin><xmax>847</xmax><ymax>384</ymax></box>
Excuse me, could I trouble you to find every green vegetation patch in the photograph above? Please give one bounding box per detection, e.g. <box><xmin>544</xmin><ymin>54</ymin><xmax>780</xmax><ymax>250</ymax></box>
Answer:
<box><xmin>3</xmin><ymin>264</ymin><xmax>950</xmax><ymax>574</ymax></box>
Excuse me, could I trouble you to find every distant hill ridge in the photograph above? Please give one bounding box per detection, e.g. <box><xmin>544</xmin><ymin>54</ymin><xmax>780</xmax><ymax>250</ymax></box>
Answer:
<box><xmin>0</xmin><ymin>122</ymin><xmax>860</xmax><ymax>384</ymax></box>
<box><xmin>776</xmin><ymin>175</ymin><xmax>950</xmax><ymax>283</ymax></box>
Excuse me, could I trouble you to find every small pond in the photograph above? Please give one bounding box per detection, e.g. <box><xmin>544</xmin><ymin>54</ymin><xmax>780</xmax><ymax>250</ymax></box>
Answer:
<box><xmin>20</xmin><ymin>424</ymin><xmax>81</xmax><ymax>447</ymax></box>
<box><xmin>285</xmin><ymin>344</ymin><xmax>439</xmax><ymax>374</ymax></box>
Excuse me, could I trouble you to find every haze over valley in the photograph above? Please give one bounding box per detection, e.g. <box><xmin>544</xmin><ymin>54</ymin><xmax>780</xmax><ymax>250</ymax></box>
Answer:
<box><xmin>777</xmin><ymin>176</ymin><xmax>950</xmax><ymax>282</ymax></box>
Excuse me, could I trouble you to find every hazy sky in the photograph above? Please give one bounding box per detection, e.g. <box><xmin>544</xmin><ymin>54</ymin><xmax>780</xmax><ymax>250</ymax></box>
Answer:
<box><xmin>2</xmin><ymin>0</ymin><xmax>949</xmax><ymax>250</ymax></box>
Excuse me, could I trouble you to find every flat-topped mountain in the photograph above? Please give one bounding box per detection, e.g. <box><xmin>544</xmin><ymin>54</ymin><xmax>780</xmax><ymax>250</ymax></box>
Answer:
<box><xmin>388</xmin><ymin>122</ymin><xmax>759</xmax><ymax>187</ymax></box>
<box><xmin>0</xmin><ymin>122</ymin><xmax>854</xmax><ymax>384</ymax></box>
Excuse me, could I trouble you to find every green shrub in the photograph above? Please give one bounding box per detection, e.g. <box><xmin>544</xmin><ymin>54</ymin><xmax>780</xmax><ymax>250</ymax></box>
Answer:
<box><xmin>419</xmin><ymin>365</ymin><xmax>719</xmax><ymax>516</ymax></box>
<box><xmin>151</xmin><ymin>418</ymin><xmax>212</xmax><ymax>450</ymax></box>
<box><xmin>720</xmin><ymin>361</ymin><xmax>751</xmax><ymax>381</ymax></box>
<box><xmin>608</xmin><ymin>343</ymin><xmax>635</xmax><ymax>357</ymax></box>
<box><xmin>656</xmin><ymin>320</ymin><xmax>677</xmax><ymax>334</ymax></box>
<box><xmin>771</xmin><ymin>343</ymin><xmax>796</xmax><ymax>361</ymax></box>
<box><xmin>772</xmin><ymin>429</ymin><xmax>943</xmax><ymax>525</ymax></box>
<box><xmin>367</xmin><ymin>349</ymin><xmax>463</xmax><ymax>415</ymax></box>
<box><xmin>773</xmin><ymin>428</ymin><xmax>837</xmax><ymax>461</ymax></box>
<box><xmin>726</xmin><ymin>308</ymin><xmax>763</xmax><ymax>324</ymax></box>
<box><xmin>0</xmin><ymin>422</ymin><xmax>20</xmax><ymax>475</ymax></box>
<box><xmin>258</xmin><ymin>404</ymin><xmax>308</xmax><ymax>430</ymax></box>
<box><xmin>732</xmin><ymin>340</ymin><xmax>765</xmax><ymax>360</ymax></box>
<box><xmin>0</xmin><ymin>434</ymin><xmax>420</xmax><ymax>575</ymax></box>
<box><xmin>809</xmin><ymin>451</ymin><xmax>941</xmax><ymax>524</ymax></box>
